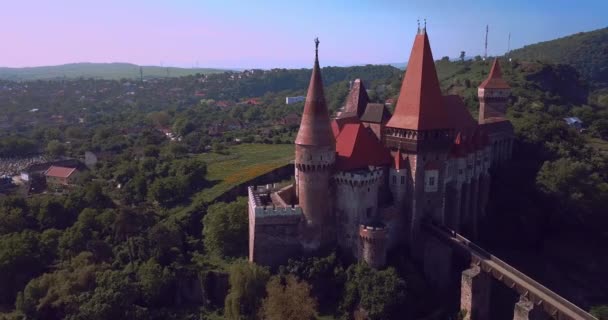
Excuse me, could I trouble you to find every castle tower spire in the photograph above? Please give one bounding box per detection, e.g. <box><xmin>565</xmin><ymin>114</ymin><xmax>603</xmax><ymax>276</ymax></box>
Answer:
<box><xmin>294</xmin><ymin>38</ymin><xmax>336</xmax><ymax>251</ymax></box>
<box><xmin>385</xmin><ymin>27</ymin><xmax>449</xmax><ymax>132</ymax></box>
<box><xmin>295</xmin><ymin>38</ymin><xmax>334</xmax><ymax>146</ymax></box>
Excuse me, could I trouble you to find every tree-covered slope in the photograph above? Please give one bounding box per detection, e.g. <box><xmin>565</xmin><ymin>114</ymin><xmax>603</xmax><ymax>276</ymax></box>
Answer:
<box><xmin>509</xmin><ymin>28</ymin><xmax>608</xmax><ymax>86</ymax></box>
<box><xmin>0</xmin><ymin>63</ymin><xmax>228</xmax><ymax>81</ymax></box>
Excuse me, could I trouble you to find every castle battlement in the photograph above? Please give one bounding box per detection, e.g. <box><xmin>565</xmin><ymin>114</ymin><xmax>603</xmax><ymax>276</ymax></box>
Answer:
<box><xmin>334</xmin><ymin>168</ymin><xmax>383</xmax><ymax>186</ymax></box>
<box><xmin>248</xmin><ymin>186</ymin><xmax>302</xmax><ymax>218</ymax></box>
<box><xmin>359</xmin><ymin>224</ymin><xmax>388</xmax><ymax>243</ymax></box>
<box><xmin>255</xmin><ymin>206</ymin><xmax>302</xmax><ymax>217</ymax></box>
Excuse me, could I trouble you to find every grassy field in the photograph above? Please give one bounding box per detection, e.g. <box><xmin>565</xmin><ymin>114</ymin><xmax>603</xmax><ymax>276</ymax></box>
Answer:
<box><xmin>196</xmin><ymin>143</ymin><xmax>294</xmax><ymax>202</ymax></box>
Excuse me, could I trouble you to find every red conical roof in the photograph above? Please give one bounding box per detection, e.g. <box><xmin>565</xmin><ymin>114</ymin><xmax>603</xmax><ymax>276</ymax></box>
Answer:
<box><xmin>386</xmin><ymin>30</ymin><xmax>450</xmax><ymax>131</ymax></box>
<box><xmin>479</xmin><ymin>58</ymin><xmax>510</xmax><ymax>89</ymax></box>
<box><xmin>295</xmin><ymin>40</ymin><xmax>334</xmax><ymax>146</ymax></box>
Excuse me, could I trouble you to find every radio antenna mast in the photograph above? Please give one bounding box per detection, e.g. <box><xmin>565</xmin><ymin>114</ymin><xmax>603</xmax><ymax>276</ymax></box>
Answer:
<box><xmin>484</xmin><ymin>25</ymin><xmax>489</xmax><ymax>60</ymax></box>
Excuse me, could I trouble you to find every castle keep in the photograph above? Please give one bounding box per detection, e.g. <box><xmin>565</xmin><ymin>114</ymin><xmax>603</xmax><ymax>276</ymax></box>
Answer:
<box><xmin>248</xmin><ymin>26</ymin><xmax>514</xmax><ymax>268</ymax></box>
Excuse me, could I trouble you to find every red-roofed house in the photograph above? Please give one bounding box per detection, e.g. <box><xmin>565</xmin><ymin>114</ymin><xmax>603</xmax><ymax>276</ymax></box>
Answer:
<box><xmin>45</xmin><ymin>166</ymin><xmax>79</xmax><ymax>187</ymax></box>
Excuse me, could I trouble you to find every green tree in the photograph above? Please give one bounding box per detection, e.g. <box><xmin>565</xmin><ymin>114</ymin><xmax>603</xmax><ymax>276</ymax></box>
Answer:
<box><xmin>591</xmin><ymin>305</ymin><xmax>608</xmax><ymax>320</ymax></box>
<box><xmin>147</xmin><ymin>176</ymin><xmax>187</xmax><ymax>207</ymax></box>
<box><xmin>341</xmin><ymin>263</ymin><xmax>407</xmax><ymax>320</ymax></box>
<box><xmin>46</xmin><ymin>140</ymin><xmax>67</xmax><ymax>158</ymax></box>
<box><xmin>136</xmin><ymin>258</ymin><xmax>175</xmax><ymax>306</ymax></box>
<box><xmin>202</xmin><ymin>198</ymin><xmax>248</xmax><ymax>258</ymax></box>
<box><xmin>536</xmin><ymin>158</ymin><xmax>608</xmax><ymax>226</ymax></box>
<box><xmin>261</xmin><ymin>275</ymin><xmax>318</xmax><ymax>320</ymax></box>
<box><xmin>77</xmin><ymin>269</ymin><xmax>144</xmax><ymax>320</ymax></box>
<box><xmin>172</xmin><ymin>117</ymin><xmax>196</xmax><ymax>136</ymax></box>
<box><xmin>590</xmin><ymin>119</ymin><xmax>608</xmax><ymax>138</ymax></box>
<box><xmin>0</xmin><ymin>231</ymin><xmax>46</xmax><ymax>305</ymax></box>
<box><xmin>18</xmin><ymin>252</ymin><xmax>101</xmax><ymax>319</ymax></box>
<box><xmin>224</xmin><ymin>261</ymin><xmax>270</xmax><ymax>320</ymax></box>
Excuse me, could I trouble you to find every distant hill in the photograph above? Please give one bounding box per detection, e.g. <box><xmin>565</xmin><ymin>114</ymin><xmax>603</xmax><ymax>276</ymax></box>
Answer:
<box><xmin>0</xmin><ymin>63</ymin><xmax>229</xmax><ymax>81</ymax></box>
<box><xmin>509</xmin><ymin>28</ymin><xmax>608</xmax><ymax>86</ymax></box>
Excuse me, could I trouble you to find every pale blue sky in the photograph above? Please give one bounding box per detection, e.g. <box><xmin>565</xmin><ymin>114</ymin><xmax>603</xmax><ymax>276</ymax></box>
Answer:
<box><xmin>1</xmin><ymin>0</ymin><xmax>606</xmax><ymax>68</ymax></box>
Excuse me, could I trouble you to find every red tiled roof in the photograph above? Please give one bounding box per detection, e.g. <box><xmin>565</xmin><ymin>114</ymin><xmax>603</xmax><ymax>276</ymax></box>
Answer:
<box><xmin>386</xmin><ymin>31</ymin><xmax>451</xmax><ymax>131</ymax></box>
<box><xmin>479</xmin><ymin>58</ymin><xmax>510</xmax><ymax>89</ymax></box>
<box><xmin>335</xmin><ymin>123</ymin><xmax>391</xmax><ymax>171</ymax></box>
<box><xmin>331</xmin><ymin>116</ymin><xmax>360</xmax><ymax>138</ymax></box>
<box><xmin>295</xmin><ymin>45</ymin><xmax>335</xmax><ymax>146</ymax></box>
<box><xmin>45</xmin><ymin>166</ymin><xmax>76</xmax><ymax>179</ymax></box>
<box><xmin>341</xmin><ymin>79</ymin><xmax>369</xmax><ymax>118</ymax></box>
<box><xmin>443</xmin><ymin>95</ymin><xmax>476</xmax><ymax>131</ymax></box>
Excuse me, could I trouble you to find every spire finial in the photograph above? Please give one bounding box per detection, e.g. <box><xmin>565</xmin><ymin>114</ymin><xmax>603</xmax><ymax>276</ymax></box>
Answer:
<box><xmin>417</xmin><ymin>19</ymin><xmax>420</xmax><ymax>33</ymax></box>
<box><xmin>424</xmin><ymin>18</ymin><xmax>427</xmax><ymax>31</ymax></box>
<box><xmin>314</xmin><ymin>37</ymin><xmax>320</xmax><ymax>59</ymax></box>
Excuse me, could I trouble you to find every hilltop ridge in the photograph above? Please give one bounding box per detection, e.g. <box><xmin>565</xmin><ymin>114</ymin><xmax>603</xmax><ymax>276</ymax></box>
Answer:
<box><xmin>509</xmin><ymin>27</ymin><xmax>608</xmax><ymax>86</ymax></box>
<box><xmin>0</xmin><ymin>62</ymin><xmax>229</xmax><ymax>81</ymax></box>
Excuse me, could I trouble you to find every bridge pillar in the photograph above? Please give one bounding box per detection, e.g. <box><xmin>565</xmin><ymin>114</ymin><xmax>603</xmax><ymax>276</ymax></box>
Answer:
<box><xmin>513</xmin><ymin>296</ymin><xmax>549</xmax><ymax>320</ymax></box>
<box><xmin>460</xmin><ymin>265</ymin><xmax>491</xmax><ymax>320</ymax></box>
<box><xmin>423</xmin><ymin>235</ymin><xmax>453</xmax><ymax>294</ymax></box>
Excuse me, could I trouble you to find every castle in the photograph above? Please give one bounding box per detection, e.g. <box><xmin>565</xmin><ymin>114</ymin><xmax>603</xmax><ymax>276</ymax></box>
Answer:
<box><xmin>248</xmin><ymin>26</ymin><xmax>514</xmax><ymax>268</ymax></box>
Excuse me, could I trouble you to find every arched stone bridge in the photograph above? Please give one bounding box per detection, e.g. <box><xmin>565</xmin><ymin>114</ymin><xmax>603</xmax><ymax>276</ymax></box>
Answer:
<box><xmin>423</xmin><ymin>222</ymin><xmax>597</xmax><ymax>320</ymax></box>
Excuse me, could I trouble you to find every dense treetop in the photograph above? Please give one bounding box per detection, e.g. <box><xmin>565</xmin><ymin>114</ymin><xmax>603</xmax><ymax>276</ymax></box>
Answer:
<box><xmin>509</xmin><ymin>27</ymin><xmax>608</xmax><ymax>86</ymax></box>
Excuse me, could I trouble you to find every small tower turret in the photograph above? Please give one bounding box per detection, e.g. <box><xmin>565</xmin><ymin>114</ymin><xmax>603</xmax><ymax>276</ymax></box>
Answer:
<box><xmin>359</xmin><ymin>224</ymin><xmax>387</xmax><ymax>269</ymax></box>
<box><xmin>295</xmin><ymin>38</ymin><xmax>336</xmax><ymax>251</ymax></box>
<box><xmin>478</xmin><ymin>58</ymin><xmax>510</xmax><ymax>122</ymax></box>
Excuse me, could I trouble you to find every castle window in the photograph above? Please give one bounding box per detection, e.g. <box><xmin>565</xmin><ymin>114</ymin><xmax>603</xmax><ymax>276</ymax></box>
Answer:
<box><xmin>459</xmin><ymin>169</ymin><xmax>463</xmax><ymax>175</ymax></box>
<box><xmin>393</xmin><ymin>176</ymin><xmax>396</xmax><ymax>184</ymax></box>
<box><xmin>425</xmin><ymin>170</ymin><xmax>439</xmax><ymax>192</ymax></box>
<box><xmin>400</xmin><ymin>176</ymin><xmax>405</xmax><ymax>185</ymax></box>
<box><xmin>366</xmin><ymin>208</ymin><xmax>372</xmax><ymax>218</ymax></box>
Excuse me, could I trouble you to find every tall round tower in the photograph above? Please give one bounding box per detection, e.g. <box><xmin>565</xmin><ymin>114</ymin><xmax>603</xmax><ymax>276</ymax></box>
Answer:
<box><xmin>295</xmin><ymin>38</ymin><xmax>336</xmax><ymax>251</ymax></box>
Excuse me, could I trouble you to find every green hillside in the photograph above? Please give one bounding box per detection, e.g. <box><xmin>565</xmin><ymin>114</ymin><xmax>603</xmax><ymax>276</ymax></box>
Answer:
<box><xmin>0</xmin><ymin>63</ymin><xmax>228</xmax><ymax>81</ymax></box>
<box><xmin>509</xmin><ymin>27</ymin><xmax>608</xmax><ymax>86</ymax></box>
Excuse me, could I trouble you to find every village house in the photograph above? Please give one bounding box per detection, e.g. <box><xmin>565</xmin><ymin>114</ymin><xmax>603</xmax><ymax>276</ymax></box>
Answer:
<box><xmin>44</xmin><ymin>166</ymin><xmax>79</xmax><ymax>188</ymax></box>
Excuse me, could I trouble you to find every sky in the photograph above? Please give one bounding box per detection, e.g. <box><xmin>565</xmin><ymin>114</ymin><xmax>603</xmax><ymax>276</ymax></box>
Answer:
<box><xmin>1</xmin><ymin>0</ymin><xmax>606</xmax><ymax>69</ymax></box>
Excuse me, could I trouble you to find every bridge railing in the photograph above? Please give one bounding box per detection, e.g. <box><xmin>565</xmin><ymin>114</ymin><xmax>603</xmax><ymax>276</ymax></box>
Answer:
<box><xmin>424</xmin><ymin>222</ymin><xmax>596</xmax><ymax>320</ymax></box>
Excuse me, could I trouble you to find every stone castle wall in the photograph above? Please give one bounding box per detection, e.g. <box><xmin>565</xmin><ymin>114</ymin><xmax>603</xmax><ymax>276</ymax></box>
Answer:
<box><xmin>248</xmin><ymin>186</ymin><xmax>302</xmax><ymax>267</ymax></box>
<box><xmin>334</xmin><ymin>168</ymin><xmax>384</xmax><ymax>258</ymax></box>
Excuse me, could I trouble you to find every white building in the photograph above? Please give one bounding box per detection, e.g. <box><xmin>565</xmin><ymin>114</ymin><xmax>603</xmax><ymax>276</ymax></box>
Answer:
<box><xmin>285</xmin><ymin>96</ymin><xmax>305</xmax><ymax>105</ymax></box>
